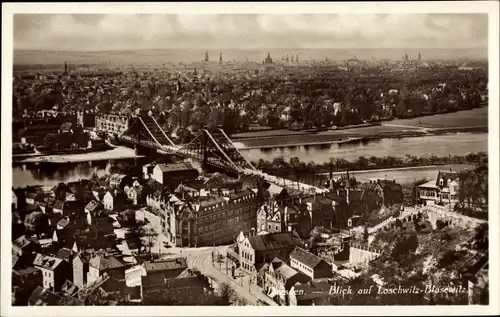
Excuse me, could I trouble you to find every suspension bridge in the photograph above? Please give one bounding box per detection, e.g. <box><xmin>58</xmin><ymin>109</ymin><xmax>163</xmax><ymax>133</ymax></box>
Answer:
<box><xmin>117</xmin><ymin>115</ymin><xmax>327</xmax><ymax>194</ymax></box>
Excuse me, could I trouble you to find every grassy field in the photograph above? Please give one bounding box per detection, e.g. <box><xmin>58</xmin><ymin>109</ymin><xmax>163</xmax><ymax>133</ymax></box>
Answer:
<box><xmin>388</xmin><ymin>107</ymin><xmax>488</xmax><ymax>129</ymax></box>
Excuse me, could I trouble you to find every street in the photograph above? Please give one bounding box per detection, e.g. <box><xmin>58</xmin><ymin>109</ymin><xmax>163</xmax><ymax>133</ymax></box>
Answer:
<box><xmin>183</xmin><ymin>246</ymin><xmax>277</xmax><ymax>306</ymax></box>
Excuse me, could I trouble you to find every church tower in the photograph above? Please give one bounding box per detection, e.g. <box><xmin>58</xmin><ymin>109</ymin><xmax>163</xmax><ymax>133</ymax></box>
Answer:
<box><xmin>64</xmin><ymin>61</ymin><xmax>68</xmax><ymax>74</ymax></box>
<box><xmin>219</xmin><ymin>52</ymin><xmax>223</xmax><ymax>64</ymax></box>
<box><xmin>204</xmin><ymin>50</ymin><xmax>209</xmax><ymax>62</ymax></box>
<box><xmin>418</xmin><ymin>52</ymin><xmax>421</xmax><ymax>61</ymax></box>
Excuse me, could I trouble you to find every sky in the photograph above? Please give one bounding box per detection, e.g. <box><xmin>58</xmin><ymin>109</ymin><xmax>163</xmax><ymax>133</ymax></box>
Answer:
<box><xmin>13</xmin><ymin>14</ymin><xmax>488</xmax><ymax>51</ymax></box>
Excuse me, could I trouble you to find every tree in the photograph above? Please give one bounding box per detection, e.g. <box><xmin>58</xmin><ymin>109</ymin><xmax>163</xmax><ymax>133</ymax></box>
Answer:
<box><xmin>217</xmin><ymin>283</ymin><xmax>235</xmax><ymax>305</ymax></box>
<box><xmin>289</xmin><ymin>157</ymin><xmax>301</xmax><ymax>189</ymax></box>
<box><xmin>363</xmin><ymin>226</ymin><xmax>369</xmax><ymax>242</ymax></box>
<box><xmin>24</xmin><ymin>211</ymin><xmax>48</xmax><ymax>235</ymax></box>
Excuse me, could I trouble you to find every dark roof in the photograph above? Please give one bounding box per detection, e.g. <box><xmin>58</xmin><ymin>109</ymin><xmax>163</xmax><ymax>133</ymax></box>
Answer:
<box><xmin>60</xmin><ymin>122</ymin><xmax>73</xmax><ymax>131</ymax></box>
<box><xmin>143</xmin><ymin>258</ymin><xmax>187</xmax><ymax>274</ymax></box>
<box><xmin>13</xmin><ymin>266</ymin><xmax>40</xmax><ymax>277</ymax></box>
<box><xmin>53</xmin><ymin>200</ymin><xmax>65</xmax><ymax>210</ymax></box>
<box><xmin>436</xmin><ymin>171</ymin><xmax>458</xmax><ymax>187</ymax></box>
<box><xmin>248</xmin><ymin>232</ymin><xmax>303</xmax><ymax>252</ymax></box>
<box><xmin>290</xmin><ymin>247</ymin><xmax>325</xmax><ymax>269</ymax></box>
<box><xmin>377</xmin><ymin>180</ymin><xmax>403</xmax><ymax>192</ymax></box>
<box><xmin>89</xmin><ymin>254</ymin><xmax>127</xmax><ymax>271</ymax></box>
<box><xmin>28</xmin><ymin>286</ymin><xmax>62</xmax><ymax>306</ymax></box>
<box><xmin>55</xmin><ymin>247</ymin><xmax>73</xmax><ymax>260</ymax></box>
<box><xmin>25</xmin><ymin>203</ymin><xmax>41</xmax><ymax>213</ymax></box>
<box><xmin>26</xmin><ymin>192</ymin><xmax>38</xmax><ymax>199</ymax></box>
<box><xmin>85</xmin><ymin>200</ymin><xmax>102</xmax><ymax>213</ymax></box>
<box><xmin>199</xmin><ymin>197</ymin><xmax>226</xmax><ymax>208</ymax></box>
<box><xmin>156</xmin><ymin>162</ymin><xmax>196</xmax><ymax>173</ymax></box>
<box><xmin>229</xmin><ymin>189</ymin><xmax>255</xmax><ymax>201</ymax></box>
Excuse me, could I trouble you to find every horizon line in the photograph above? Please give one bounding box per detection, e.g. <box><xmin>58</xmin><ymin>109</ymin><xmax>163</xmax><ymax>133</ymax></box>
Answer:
<box><xmin>13</xmin><ymin>47</ymin><xmax>488</xmax><ymax>53</ymax></box>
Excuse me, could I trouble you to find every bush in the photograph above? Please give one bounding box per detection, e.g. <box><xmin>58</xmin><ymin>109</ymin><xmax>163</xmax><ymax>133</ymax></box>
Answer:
<box><xmin>436</xmin><ymin>219</ymin><xmax>447</xmax><ymax>230</ymax></box>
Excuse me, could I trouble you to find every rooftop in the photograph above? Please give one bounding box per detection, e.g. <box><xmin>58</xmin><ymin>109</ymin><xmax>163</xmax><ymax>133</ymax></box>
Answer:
<box><xmin>33</xmin><ymin>253</ymin><xmax>63</xmax><ymax>271</ymax></box>
<box><xmin>143</xmin><ymin>258</ymin><xmax>188</xmax><ymax>274</ymax></box>
<box><xmin>290</xmin><ymin>246</ymin><xmax>325</xmax><ymax>269</ymax></box>
<box><xmin>248</xmin><ymin>232</ymin><xmax>303</xmax><ymax>252</ymax></box>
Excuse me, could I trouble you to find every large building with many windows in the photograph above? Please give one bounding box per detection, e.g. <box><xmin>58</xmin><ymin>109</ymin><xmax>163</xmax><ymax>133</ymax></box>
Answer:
<box><xmin>173</xmin><ymin>188</ymin><xmax>259</xmax><ymax>247</ymax></box>
<box><xmin>95</xmin><ymin>114</ymin><xmax>130</xmax><ymax>135</ymax></box>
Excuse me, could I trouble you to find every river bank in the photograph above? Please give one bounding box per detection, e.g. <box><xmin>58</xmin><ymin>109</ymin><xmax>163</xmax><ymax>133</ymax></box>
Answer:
<box><xmin>234</xmin><ymin>126</ymin><xmax>487</xmax><ymax>150</ymax></box>
<box><xmin>252</xmin><ymin>152</ymin><xmax>486</xmax><ymax>186</ymax></box>
<box><xmin>14</xmin><ymin>146</ymin><xmax>143</xmax><ymax>164</ymax></box>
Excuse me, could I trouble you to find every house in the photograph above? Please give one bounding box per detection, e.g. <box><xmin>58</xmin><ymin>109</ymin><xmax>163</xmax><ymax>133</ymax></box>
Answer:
<box><xmin>259</xmin><ymin>257</ymin><xmax>308</xmax><ymax>305</ymax></box>
<box><xmin>27</xmin><ymin>286</ymin><xmax>84</xmax><ymax>306</ymax></box>
<box><xmin>143</xmin><ymin>257</ymin><xmax>188</xmax><ymax>279</ymax></box>
<box><xmin>142</xmin><ymin>163</ymin><xmax>155</xmax><ymax>180</ymax></box>
<box><xmin>52</xmin><ymin>200</ymin><xmax>65</xmax><ymax>214</ymax></box>
<box><xmin>109</xmin><ymin>173</ymin><xmax>130</xmax><ymax>189</ymax></box>
<box><xmin>151</xmin><ymin>162</ymin><xmax>199</xmax><ymax>187</ymax></box>
<box><xmin>257</xmin><ymin>200</ymin><xmax>284</xmax><ymax>234</ymax></box>
<box><xmin>52</xmin><ymin>200</ymin><xmax>85</xmax><ymax>217</ymax></box>
<box><xmin>25</xmin><ymin>192</ymin><xmax>38</xmax><ymax>205</ymax></box>
<box><xmin>103</xmin><ymin>190</ymin><xmax>128</xmax><ymax>212</ymax></box>
<box><xmin>85</xmin><ymin>200</ymin><xmax>102</xmax><ymax>224</ymax></box>
<box><xmin>13</xmin><ymin>235</ymin><xmax>42</xmax><ymax>258</ymax></box>
<box><xmin>141</xmin><ymin>269</ymin><xmax>216</xmax><ymax>305</ymax></box>
<box><xmin>73</xmin><ymin>252</ymin><xmax>91</xmax><ymax>288</ymax></box>
<box><xmin>127</xmin><ymin>185</ymin><xmax>143</xmax><ymax>205</ymax></box>
<box><xmin>374</xmin><ymin>179</ymin><xmax>403</xmax><ymax>207</ymax></box>
<box><xmin>419</xmin><ymin>171</ymin><xmax>460</xmax><ymax>205</ymax></box>
<box><xmin>33</xmin><ymin>253</ymin><xmax>71</xmax><ymax>292</ymax></box>
<box><xmin>87</xmin><ymin>251</ymin><xmax>128</xmax><ymax>285</ymax></box>
<box><xmin>290</xmin><ymin>246</ymin><xmax>334</xmax><ymax>280</ymax></box>
<box><xmin>55</xmin><ymin>247</ymin><xmax>74</xmax><ymax>263</ymax></box>
<box><xmin>237</xmin><ymin>231</ymin><xmax>304</xmax><ymax>276</ymax></box>
<box><xmin>12</xmin><ymin>266</ymin><xmax>43</xmax><ymax>306</ymax></box>
<box><xmin>90</xmin><ymin>209</ymin><xmax>114</xmax><ymax>234</ymax></box>
<box><xmin>291</xmin><ymin>280</ymin><xmax>332</xmax><ymax>305</ymax></box>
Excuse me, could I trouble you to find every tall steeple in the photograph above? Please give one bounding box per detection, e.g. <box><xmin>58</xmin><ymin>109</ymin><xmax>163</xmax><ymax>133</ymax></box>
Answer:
<box><xmin>219</xmin><ymin>52</ymin><xmax>223</xmax><ymax>64</ymax></box>
<box><xmin>418</xmin><ymin>52</ymin><xmax>421</xmax><ymax>61</ymax></box>
<box><xmin>204</xmin><ymin>50</ymin><xmax>209</xmax><ymax>62</ymax></box>
<box><xmin>405</xmin><ymin>53</ymin><xmax>408</xmax><ymax>61</ymax></box>
<box><xmin>64</xmin><ymin>61</ymin><xmax>68</xmax><ymax>74</ymax></box>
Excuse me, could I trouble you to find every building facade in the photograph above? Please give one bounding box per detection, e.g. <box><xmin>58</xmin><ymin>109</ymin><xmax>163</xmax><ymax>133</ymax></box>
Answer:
<box><xmin>175</xmin><ymin>189</ymin><xmax>259</xmax><ymax>247</ymax></box>
<box><xmin>418</xmin><ymin>171</ymin><xmax>460</xmax><ymax>206</ymax></box>
<box><xmin>95</xmin><ymin>114</ymin><xmax>130</xmax><ymax>135</ymax></box>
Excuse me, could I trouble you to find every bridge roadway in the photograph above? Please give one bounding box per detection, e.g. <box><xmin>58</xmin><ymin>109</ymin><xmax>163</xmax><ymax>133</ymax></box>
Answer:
<box><xmin>120</xmin><ymin>135</ymin><xmax>327</xmax><ymax>194</ymax></box>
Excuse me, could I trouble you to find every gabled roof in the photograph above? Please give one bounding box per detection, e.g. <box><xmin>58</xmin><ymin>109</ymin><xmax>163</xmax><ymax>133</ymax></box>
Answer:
<box><xmin>28</xmin><ymin>286</ymin><xmax>62</xmax><ymax>306</ymax></box>
<box><xmin>55</xmin><ymin>247</ymin><xmax>73</xmax><ymax>260</ymax></box>
<box><xmin>290</xmin><ymin>246</ymin><xmax>325</xmax><ymax>269</ymax></box>
<box><xmin>89</xmin><ymin>254</ymin><xmax>127</xmax><ymax>271</ymax></box>
<box><xmin>274</xmin><ymin>262</ymin><xmax>299</xmax><ymax>280</ymax></box>
<box><xmin>248</xmin><ymin>232</ymin><xmax>303</xmax><ymax>252</ymax></box>
<box><xmin>85</xmin><ymin>200</ymin><xmax>102</xmax><ymax>213</ymax></box>
<box><xmin>33</xmin><ymin>253</ymin><xmax>63</xmax><ymax>271</ymax></box>
<box><xmin>436</xmin><ymin>171</ymin><xmax>458</xmax><ymax>187</ymax></box>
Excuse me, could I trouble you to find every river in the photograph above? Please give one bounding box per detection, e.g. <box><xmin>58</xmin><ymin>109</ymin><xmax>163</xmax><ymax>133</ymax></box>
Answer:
<box><xmin>12</xmin><ymin>133</ymin><xmax>487</xmax><ymax>188</ymax></box>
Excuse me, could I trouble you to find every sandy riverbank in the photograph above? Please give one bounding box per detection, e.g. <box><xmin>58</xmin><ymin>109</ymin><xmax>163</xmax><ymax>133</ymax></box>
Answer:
<box><xmin>15</xmin><ymin>146</ymin><xmax>143</xmax><ymax>164</ymax></box>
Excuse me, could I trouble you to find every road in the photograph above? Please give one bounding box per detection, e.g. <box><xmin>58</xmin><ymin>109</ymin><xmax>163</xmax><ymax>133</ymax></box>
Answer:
<box><xmin>182</xmin><ymin>246</ymin><xmax>277</xmax><ymax>306</ymax></box>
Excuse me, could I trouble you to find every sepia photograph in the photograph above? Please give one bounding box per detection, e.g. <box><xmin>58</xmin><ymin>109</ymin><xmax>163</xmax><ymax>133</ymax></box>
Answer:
<box><xmin>2</xmin><ymin>2</ymin><xmax>499</xmax><ymax>316</ymax></box>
